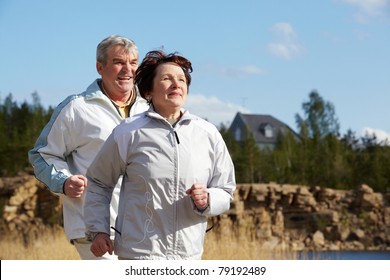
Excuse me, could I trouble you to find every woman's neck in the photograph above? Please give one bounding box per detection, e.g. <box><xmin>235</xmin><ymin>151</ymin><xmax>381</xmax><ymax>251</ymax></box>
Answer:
<box><xmin>166</xmin><ymin>114</ymin><xmax>181</xmax><ymax>125</ymax></box>
<box><xmin>155</xmin><ymin>107</ymin><xmax>182</xmax><ymax>125</ymax></box>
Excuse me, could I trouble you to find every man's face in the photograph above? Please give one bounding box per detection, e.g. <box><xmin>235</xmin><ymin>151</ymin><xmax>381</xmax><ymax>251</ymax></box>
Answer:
<box><xmin>97</xmin><ymin>44</ymin><xmax>138</xmax><ymax>97</ymax></box>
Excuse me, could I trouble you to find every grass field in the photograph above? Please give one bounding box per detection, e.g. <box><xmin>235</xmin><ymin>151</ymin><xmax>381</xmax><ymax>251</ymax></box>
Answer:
<box><xmin>0</xmin><ymin>226</ymin><xmax>297</xmax><ymax>260</ymax></box>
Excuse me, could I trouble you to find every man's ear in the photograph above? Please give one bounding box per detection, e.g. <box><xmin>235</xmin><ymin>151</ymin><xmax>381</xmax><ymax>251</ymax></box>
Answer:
<box><xmin>96</xmin><ymin>62</ymin><xmax>103</xmax><ymax>75</ymax></box>
<box><xmin>145</xmin><ymin>93</ymin><xmax>151</xmax><ymax>102</ymax></box>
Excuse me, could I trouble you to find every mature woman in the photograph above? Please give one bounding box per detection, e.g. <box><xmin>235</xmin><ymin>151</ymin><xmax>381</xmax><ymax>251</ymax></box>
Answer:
<box><xmin>83</xmin><ymin>50</ymin><xmax>236</xmax><ymax>260</ymax></box>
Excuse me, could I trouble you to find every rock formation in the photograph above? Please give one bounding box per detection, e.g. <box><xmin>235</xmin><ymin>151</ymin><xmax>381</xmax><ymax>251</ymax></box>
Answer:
<box><xmin>1</xmin><ymin>173</ymin><xmax>389</xmax><ymax>251</ymax></box>
<box><xmin>216</xmin><ymin>182</ymin><xmax>390</xmax><ymax>251</ymax></box>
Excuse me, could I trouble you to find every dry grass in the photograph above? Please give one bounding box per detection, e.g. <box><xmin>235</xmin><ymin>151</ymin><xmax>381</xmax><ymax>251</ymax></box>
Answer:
<box><xmin>203</xmin><ymin>232</ymin><xmax>297</xmax><ymax>260</ymax></box>
<box><xmin>0</xmin><ymin>226</ymin><xmax>297</xmax><ymax>260</ymax></box>
<box><xmin>0</xmin><ymin>227</ymin><xmax>80</xmax><ymax>260</ymax></box>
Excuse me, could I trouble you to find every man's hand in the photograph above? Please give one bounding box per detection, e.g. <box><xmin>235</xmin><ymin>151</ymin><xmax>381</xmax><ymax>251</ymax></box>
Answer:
<box><xmin>186</xmin><ymin>184</ymin><xmax>209</xmax><ymax>210</ymax></box>
<box><xmin>64</xmin><ymin>175</ymin><xmax>87</xmax><ymax>198</ymax></box>
<box><xmin>90</xmin><ymin>233</ymin><xmax>113</xmax><ymax>257</ymax></box>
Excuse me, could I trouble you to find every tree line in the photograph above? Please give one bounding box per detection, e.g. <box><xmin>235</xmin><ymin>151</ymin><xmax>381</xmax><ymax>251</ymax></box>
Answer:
<box><xmin>221</xmin><ymin>91</ymin><xmax>390</xmax><ymax>192</ymax></box>
<box><xmin>1</xmin><ymin>91</ymin><xmax>389</xmax><ymax>192</ymax></box>
<box><xmin>0</xmin><ymin>92</ymin><xmax>54</xmax><ymax>176</ymax></box>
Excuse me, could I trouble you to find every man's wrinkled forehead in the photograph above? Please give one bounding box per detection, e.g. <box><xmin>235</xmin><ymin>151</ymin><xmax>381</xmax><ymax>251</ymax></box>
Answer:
<box><xmin>107</xmin><ymin>45</ymin><xmax>138</xmax><ymax>60</ymax></box>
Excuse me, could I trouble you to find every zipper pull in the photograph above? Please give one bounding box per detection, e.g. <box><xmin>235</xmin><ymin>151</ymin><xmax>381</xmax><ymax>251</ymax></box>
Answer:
<box><xmin>174</xmin><ymin>131</ymin><xmax>180</xmax><ymax>144</ymax></box>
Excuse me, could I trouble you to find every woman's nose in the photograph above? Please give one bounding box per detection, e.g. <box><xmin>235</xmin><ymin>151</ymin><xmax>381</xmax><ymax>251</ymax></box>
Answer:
<box><xmin>172</xmin><ymin>78</ymin><xmax>181</xmax><ymax>88</ymax></box>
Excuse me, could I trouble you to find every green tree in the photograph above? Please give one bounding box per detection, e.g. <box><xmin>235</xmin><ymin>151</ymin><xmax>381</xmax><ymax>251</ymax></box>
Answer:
<box><xmin>227</xmin><ymin>126</ymin><xmax>262</xmax><ymax>183</ymax></box>
<box><xmin>0</xmin><ymin>92</ymin><xmax>53</xmax><ymax>176</ymax></box>
<box><xmin>353</xmin><ymin>133</ymin><xmax>390</xmax><ymax>192</ymax></box>
<box><xmin>296</xmin><ymin>90</ymin><xmax>340</xmax><ymax>139</ymax></box>
<box><xmin>270</xmin><ymin>129</ymin><xmax>300</xmax><ymax>184</ymax></box>
<box><xmin>294</xmin><ymin>90</ymin><xmax>341</xmax><ymax>187</ymax></box>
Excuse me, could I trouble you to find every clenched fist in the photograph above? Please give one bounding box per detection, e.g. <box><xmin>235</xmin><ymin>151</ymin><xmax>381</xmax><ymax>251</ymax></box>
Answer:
<box><xmin>64</xmin><ymin>175</ymin><xmax>87</xmax><ymax>198</ymax></box>
<box><xmin>186</xmin><ymin>184</ymin><xmax>209</xmax><ymax>210</ymax></box>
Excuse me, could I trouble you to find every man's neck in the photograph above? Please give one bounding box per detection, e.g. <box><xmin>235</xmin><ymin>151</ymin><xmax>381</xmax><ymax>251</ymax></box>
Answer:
<box><xmin>100</xmin><ymin>80</ymin><xmax>133</xmax><ymax>106</ymax></box>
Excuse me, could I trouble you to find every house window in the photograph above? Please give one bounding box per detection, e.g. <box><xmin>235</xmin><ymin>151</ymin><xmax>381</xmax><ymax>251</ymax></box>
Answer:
<box><xmin>235</xmin><ymin>127</ymin><xmax>242</xmax><ymax>141</ymax></box>
<box><xmin>264</xmin><ymin>124</ymin><xmax>274</xmax><ymax>138</ymax></box>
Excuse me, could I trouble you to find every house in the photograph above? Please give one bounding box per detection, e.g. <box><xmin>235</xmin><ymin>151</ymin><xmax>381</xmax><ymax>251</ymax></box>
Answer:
<box><xmin>229</xmin><ymin>112</ymin><xmax>300</xmax><ymax>150</ymax></box>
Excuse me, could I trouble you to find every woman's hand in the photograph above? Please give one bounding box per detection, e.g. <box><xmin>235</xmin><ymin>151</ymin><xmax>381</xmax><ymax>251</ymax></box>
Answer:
<box><xmin>186</xmin><ymin>184</ymin><xmax>209</xmax><ymax>210</ymax></box>
<box><xmin>90</xmin><ymin>233</ymin><xmax>113</xmax><ymax>257</ymax></box>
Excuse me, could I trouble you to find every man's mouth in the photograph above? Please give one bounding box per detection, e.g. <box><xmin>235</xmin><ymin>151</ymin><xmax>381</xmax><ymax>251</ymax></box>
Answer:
<box><xmin>118</xmin><ymin>76</ymin><xmax>132</xmax><ymax>81</ymax></box>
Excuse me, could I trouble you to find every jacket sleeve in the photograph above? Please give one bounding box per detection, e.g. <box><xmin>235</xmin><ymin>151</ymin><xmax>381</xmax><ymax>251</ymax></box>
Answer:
<box><xmin>202</xmin><ymin>132</ymin><xmax>236</xmax><ymax>217</ymax></box>
<box><xmin>28</xmin><ymin>102</ymin><xmax>75</xmax><ymax>194</ymax></box>
<box><xmin>84</xmin><ymin>129</ymin><xmax>126</xmax><ymax>235</ymax></box>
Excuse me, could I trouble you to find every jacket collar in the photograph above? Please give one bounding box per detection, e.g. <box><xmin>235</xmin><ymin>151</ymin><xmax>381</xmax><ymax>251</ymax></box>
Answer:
<box><xmin>84</xmin><ymin>79</ymin><xmax>143</xmax><ymax>102</ymax></box>
<box><xmin>146</xmin><ymin>106</ymin><xmax>198</xmax><ymax>125</ymax></box>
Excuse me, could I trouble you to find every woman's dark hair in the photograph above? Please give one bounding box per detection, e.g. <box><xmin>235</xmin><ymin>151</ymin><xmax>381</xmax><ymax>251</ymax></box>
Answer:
<box><xmin>135</xmin><ymin>50</ymin><xmax>193</xmax><ymax>100</ymax></box>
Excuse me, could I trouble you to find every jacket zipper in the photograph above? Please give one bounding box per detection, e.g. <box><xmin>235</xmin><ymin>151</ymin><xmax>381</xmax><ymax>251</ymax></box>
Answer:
<box><xmin>171</xmin><ymin>128</ymin><xmax>180</xmax><ymax>256</ymax></box>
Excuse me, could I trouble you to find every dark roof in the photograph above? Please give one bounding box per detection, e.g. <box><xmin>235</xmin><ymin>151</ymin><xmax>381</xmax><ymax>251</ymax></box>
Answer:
<box><xmin>231</xmin><ymin>113</ymin><xmax>298</xmax><ymax>144</ymax></box>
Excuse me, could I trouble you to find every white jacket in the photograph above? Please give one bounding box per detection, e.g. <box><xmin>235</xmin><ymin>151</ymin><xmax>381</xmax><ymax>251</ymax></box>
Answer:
<box><xmin>84</xmin><ymin>108</ymin><xmax>236</xmax><ymax>259</ymax></box>
<box><xmin>28</xmin><ymin>79</ymin><xmax>149</xmax><ymax>241</ymax></box>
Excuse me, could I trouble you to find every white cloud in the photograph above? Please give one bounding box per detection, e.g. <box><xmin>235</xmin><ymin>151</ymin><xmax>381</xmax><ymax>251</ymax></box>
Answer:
<box><xmin>362</xmin><ymin>127</ymin><xmax>390</xmax><ymax>144</ymax></box>
<box><xmin>268</xmin><ymin>22</ymin><xmax>302</xmax><ymax>60</ymax></box>
<box><xmin>353</xmin><ymin>28</ymin><xmax>371</xmax><ymax>40</ymax></box>
<box><xmin>341</xmin><ymin>0</ymin><xmax>390</xmax><ymax>22</ymax></box>
<box><xmin>185</xmin><ymin>94</ymin><xmax>251</xmax><ymax>127</ymax></box>
<box><xmin>221</xmin><ymin>65</ymin><xmax>265</xmax><ymax>79</ymax></box>
<box><xmin>342</xmin><ymin>0</ymin><xmax>388</xmax><ymax>15</ymax></box>
<box><xmin>202</xmin><ymin>63</ymin><xmax>265</xmax><ymax>79</ymax></box>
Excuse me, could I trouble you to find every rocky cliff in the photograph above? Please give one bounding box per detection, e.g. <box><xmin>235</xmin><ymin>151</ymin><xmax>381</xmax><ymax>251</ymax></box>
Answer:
<box><xmin>0</xmin><ymin>173</ymin><xmax>62</xmax><ymax>245</ymax></box>
<box><xmin>1</xmin><ymin>173</ymin><xmax>389</xmax><ymax>251</ymax></box>
<box><xmin>217</xmin><ymin>182</ymin><xmax>390</xmax><ymax>251</ymax></box>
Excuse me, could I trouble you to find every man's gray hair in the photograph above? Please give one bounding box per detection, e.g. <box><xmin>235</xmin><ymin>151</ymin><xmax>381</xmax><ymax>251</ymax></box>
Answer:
<box><xmin>96</xmin><ymin>35</ymin><xmax>138</xmax><ymax>65</ymax></box>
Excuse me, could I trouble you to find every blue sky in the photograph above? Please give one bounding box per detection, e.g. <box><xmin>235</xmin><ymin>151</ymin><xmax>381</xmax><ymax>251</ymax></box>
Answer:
<box><xmin>1</xmin><ymin>0</ymin><xmax>389</xmax><ymax>140</ymax></box>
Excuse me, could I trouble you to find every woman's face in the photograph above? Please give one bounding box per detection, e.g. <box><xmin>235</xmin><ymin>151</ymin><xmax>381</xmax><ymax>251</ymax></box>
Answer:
<box><xmin>147</xmin><ymin>62</ymin><xmax>188</xmax><ymax>116</ymax></box>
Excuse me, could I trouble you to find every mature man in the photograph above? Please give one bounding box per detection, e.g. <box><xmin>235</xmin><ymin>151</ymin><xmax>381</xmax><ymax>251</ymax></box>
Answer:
<box><xmin>28</xmin><ymin>35</ymin><xmax>148</xmax><ymax>259</ymax></box>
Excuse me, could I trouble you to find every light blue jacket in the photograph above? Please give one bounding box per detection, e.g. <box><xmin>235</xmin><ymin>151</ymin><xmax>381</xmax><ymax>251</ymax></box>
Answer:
<box><xmin>84</xmin><ymin>108</ymin><xmax>236</xmax><ymax>259</ymax></box>
<box><xmin>28</xmin><ymin>79</ymin><xmax>149</xmax><ymax>241</ymax></box>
